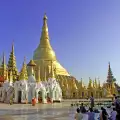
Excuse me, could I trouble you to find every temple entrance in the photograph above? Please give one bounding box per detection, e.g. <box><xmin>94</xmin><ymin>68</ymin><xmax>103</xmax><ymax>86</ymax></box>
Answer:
<box><xmin>38</xmin><ymin>91</ymin><xmax>42</xmax><ymax>103</ymax></box>
<box><xmin>18</xmin><ymin>91</ymin><xmax>22</xmax><ymax>103</ymax></box>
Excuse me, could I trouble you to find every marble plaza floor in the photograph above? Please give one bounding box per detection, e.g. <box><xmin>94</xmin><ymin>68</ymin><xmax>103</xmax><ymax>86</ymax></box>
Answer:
<box><xmin>0</xmin><ymin>102</ymin><xmax>112</xmax><ymax>120</ymax></box>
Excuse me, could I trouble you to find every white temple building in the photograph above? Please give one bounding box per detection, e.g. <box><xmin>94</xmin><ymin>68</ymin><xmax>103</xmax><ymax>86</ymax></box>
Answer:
<box><xmin>0</xmin><ymin>60</ymin><xmax>62</xmax><ymax>104</ymax></box>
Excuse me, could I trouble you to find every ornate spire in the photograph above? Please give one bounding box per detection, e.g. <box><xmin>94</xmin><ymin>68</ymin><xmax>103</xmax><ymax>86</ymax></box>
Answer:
<box><xmin>8</xmin><ymin>42</ymin><xmax>18</xmax><ymax>81</ymax></box>
<box><xmin>94</xmin><ymin>78</ymin><xmax>98</xmax><ymax>88</ymax></box>
<box><xmin>33</xmin><ymin>13</ymin><xmax>56</xmax><ymax>61</ymax></box>
<box><xmin>93</xmin><ymin>80</ymin><xmax>95</xmax><ymax>88</ymax></box>
<box><xmin>1</xmin><ymin>52</ymin><xmax>6</xmax><ymax>69</ymax></box>
<box><xmin>1</xmin><ymin>52</ymin><xmax>7</xmax><ymax>80</ymax></box>
<box><xmin>19</xmin><ymin>57</ymin><xmax>28</xmax><ymax>80</ymax></box>
<box><xmin>39</xmin><ymin>13</ymin><xmax>51</xmax><ymax>49</ymax></box>
<box><xmin>88</xmin><ymin>77</ymin><xmax>93</xmax><ymax>88</ymax></box>
<box><xmin>98</xmin><ymin>80</ymin><xmax>101</xmax><ymax>88</ymax></box>
<box><xmin>107</xmin><ymin>62</ymin><xmax>114</xmax><ymax>83</ymax></box>
<box><xmin>12</xmin><ymin>41</ymin><xmax>14</xmax><ymax>53</ymax></box>
<box><xmin>80</xmin><ymin>78</ymin><xmax>83</xmax><ymax>88</ymax></box>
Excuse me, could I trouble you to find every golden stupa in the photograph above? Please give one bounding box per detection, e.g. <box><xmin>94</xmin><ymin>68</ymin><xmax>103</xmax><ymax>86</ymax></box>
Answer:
<box><xmin>33</xmin><ymin>14</ymin><xmax>69</xmax><ymax>80</ymax></box>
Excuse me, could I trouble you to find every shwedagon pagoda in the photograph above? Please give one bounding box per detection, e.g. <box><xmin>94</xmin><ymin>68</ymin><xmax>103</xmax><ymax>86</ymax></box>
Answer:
<box><xmin>0</xmin><ymin>14</ymin><xmax>119</xmax><ymax>103</ymax></box>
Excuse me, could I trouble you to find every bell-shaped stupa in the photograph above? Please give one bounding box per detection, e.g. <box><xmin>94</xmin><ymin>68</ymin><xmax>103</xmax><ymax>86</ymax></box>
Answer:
<box><xmin>33</xmin><ymin>13</ymin><xmax>69</xmax><ymax>80</ymax></box>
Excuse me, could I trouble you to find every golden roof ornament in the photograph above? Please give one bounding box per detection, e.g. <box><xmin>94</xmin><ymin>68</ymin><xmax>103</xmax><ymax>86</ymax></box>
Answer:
<box><xmin>94</xmin><ymin>78</ymin><xmax>98</xmax><ymax>88</ymax></box>
<box><xmin>19</xmin><ymin>57</ymin><xmax>28</xmax><ymax>80</ymax></box>
<box><xmin>88</xmin><ymin>77</ymin><xmax>93</xmax><ymax>88</ymax></box>
<box><xmin>27</xmin><ymin>59</ymin><xmax>36</xmax><ymax>66</ymax></box>
<box><xmin>7</xmin><ymin>42</ymin><xmax>18</xmax><ymax>81</ymax></box>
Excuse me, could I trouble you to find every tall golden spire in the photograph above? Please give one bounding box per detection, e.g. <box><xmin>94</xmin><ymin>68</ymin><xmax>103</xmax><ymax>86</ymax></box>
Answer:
<box><xmin>33</xmin><ymin>13</ymin><xmax>69</xmax><ymax>81</ymax></box>
<box><xmin>94</xmin><ymin>78</ymin><xmax>98</xmax><ymax>88</ymax></box>
<box><xmin>98</xmin><ymin>80</ymin><xmax>101</xmax><ymax>88</ymax></box>
<box><xmin>40</xmin><ymin>13</ymin><xmax>52</xmax><ymax>49</ymax></box>
<box><xmin>8</xmin><ymin>42</ymin><xmax>18</xmax><ymax>81</ymax></box>
<box><xmin>80</xmin><ymin>78</ymin><xmax>83</xmax><ymax>88</ymax></box>
<box><xmin>2</xmin><ymin>52</ymin><xmax>6</xmax><ymax>69</ymax></box>
<box><xmin>19</xmin><ymin>57</ymin><xmax>28</xmax><ymax>80</ymax></box>
<box><xmin>88</xmin><ymin>77</ymin><xmax>93</xmax><ymax>88</ymax></box>
<box><xmin>107</xmin><ymin>62</ymin><xmax>114</xmax><ymax>83</ymax></box>
<box><xmin>93</xmin><ymin>80</ymin><xmax>95</xmax><ymax>88</ymax></box>
<box><xmin>1</xmin><ymin>52</ymin><xmax>7</xmax><ymax>80</ymax></box>
<box><xmin>33</xmin><ymin>13</ymin><xmax>56</xmax><ymax>60</ymax></box>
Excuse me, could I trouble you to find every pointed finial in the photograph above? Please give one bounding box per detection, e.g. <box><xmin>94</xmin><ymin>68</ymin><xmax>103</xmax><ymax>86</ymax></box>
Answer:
<box><xmin>12</xmin><ymin>40</ymin><xmax>14</xmax><ymax>52</ymax></box>
<box><xmin>24</xmin><ymin>56</ymin><xmax>26</xmax><ymax>63</ymax></box>
<box><xmin>43</xmin><ymin>13</ymin><xmax>47</xmax><ymax>20</ymax></box>
<box><xmin>2</xmin><ymin>52</ymin><xmax>5</xmax><ymax>64</ymax></box>
<box><xmin>19</xmin><ymin>57</ymin><xmax>28</xmax><ymax>80</ymax></box>
<box><xmin>108</xmin><ymin>61</ymin><xmax>110</xmax><ymax>68</ymax></box>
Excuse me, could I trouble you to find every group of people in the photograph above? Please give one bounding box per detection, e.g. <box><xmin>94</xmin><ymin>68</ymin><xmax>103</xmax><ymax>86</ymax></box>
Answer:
<box><xmin>74</xmin><ymin>105</ymin><xmax>96</xmax><ymax>120</ymax></box>
<box><xmin>74</xmin><ymin>94</ymin><xmax>120</xmax><ymax>120</ymax></box>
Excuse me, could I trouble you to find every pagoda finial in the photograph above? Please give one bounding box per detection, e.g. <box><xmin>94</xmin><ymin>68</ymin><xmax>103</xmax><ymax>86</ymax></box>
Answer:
<box><xmin>43</xmin><ymin>13</ymin><xmax>47</xmax><ymax>20</ymax></box>
<box><xmin>94</xmin><ymin>78</ymin><xmax>98</xmax><ymax>88</ymax></box>
<box><xmin>98</xmin><ymin>80</ymin><xmax>101</xmax><ymax>88</ymax></box>
<box><xmin>88</xmin><ymin>77</ymin><xmax>93</xmax><ymax>88</ymax></box>
<box><xmin>107</xmin><ymin>62</ymin><xmax>114</xmax><ymax>83</ymax></box>
<box><xmin>24</xmin><ymin>56</ymin><xmax>26</xmax><ymax>64</ymax></box>
<box><xmin>2</xmin><ymin>52</ymin><xmax>6</xmax><ymax>68</ymax></box>
<box><xmin>39</xmin><ymin>13</ymin><xmax>52</xmax><ymax>49</ymax></box>
<box><xmin>8</xmin><ymin>42</ymin><xmax>18</xmax><ymax>81</ymax></box>
<box><xmin>19</xmin><ymin>58</ymin><xmax>28</xmax><ymax>80</ymax></box>
<box><xmin>108</xmin><ymin>61</ymin><xmax>110</xmax><ymax>68</ymax></box>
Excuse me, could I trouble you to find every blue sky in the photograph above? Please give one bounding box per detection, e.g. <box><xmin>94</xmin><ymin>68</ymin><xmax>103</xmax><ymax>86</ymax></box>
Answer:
<box><xmin>0</xmin><ymin>0</ymin><xmax>120</xmax><ymax>84</ymax></box>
